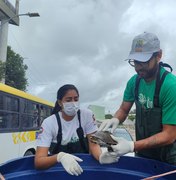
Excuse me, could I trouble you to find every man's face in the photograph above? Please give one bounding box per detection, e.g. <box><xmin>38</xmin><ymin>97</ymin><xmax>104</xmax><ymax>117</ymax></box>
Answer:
<box><xmin>134</xmin><ymin>55</ymin><xmax>159</xmax><ymax>81</ymax></box>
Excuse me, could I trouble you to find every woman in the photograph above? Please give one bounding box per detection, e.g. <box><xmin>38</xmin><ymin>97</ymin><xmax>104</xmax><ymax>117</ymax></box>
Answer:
<box><xmin>35</xmin><ymin>84</ymin><xmax>118</xmax><ymax>176</ymax></box>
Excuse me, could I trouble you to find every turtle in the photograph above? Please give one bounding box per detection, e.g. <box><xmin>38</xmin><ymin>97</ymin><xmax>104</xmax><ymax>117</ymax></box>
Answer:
<box><xmin>90</xmin><ymin>131</ymin><xmax>118</xmax><ymax>152</ymax></box>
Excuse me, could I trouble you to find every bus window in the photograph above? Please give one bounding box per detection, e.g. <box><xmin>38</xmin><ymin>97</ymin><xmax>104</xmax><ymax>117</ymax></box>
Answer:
<box><xmin>6</xmin><ymin>113</ymin><xmax>19</xmax><ymax>129</ymax></box>
<box><xmin>20</xmin><ymin>99</ymin><xmax>27</xmax><ymax>113</ymax></box>
<box><xmin>39</xmin><ymin>105</ymin><xmax>53</xmax><ymax>125</ymax></box>
<box><xmin>26</xmin><ymin>101</ymin><xmax>35</xmax><ymax>114</ymax></box>
<box><xmin>0</xmin><ymin>94</ymin><xmax>3</xmax><ymax>110</ymax></box>
<box><xmin>10</xmin><ymin>113</ymin><xmax>19</xmax><ymax>128</ymax></box>
<box><xmin>45</xmin><ymin>107</ymin><xmax>52</xmax><ymax>117</ymax></box>
<box><xmin>40</xmin><ymin>105</ymin><xmax>44</xmax><ymax>124</ymax></box>
<box><xmin>21</xmin><ymin>102</ymin><xmax>40</xmax><ymax>129</ymax></box>
<box><xmin>5</xmin><ymin>96</ymin><xmax>19</xmax><ymax>112</ymax></box>
<box><xmin>0</xmin><ymin>112</ymin><xmax>6</xmax><ymax>128</ymax></box>
<box><xmin>21</xmin><ymin>114</ymin><xmax>33</xmax><ymax>128</ymax></box>
<box><xmin>33</xmin><ymin>104</ymin><xmax>39</xmax><ymax>127</ymax></box>
<box><xmin>0</xmin><ymin>112</ymin><xmax>19</xmax><ymax>129</ymax></box>
<box><xmin>0</xmin><ymin>95</ymin><xmax>20</xmax><ymax>130</ymax></box>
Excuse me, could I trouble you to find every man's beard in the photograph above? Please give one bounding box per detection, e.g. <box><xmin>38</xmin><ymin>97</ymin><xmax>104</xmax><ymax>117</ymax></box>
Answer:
<box><xmin>136</xmin><ymin>62</ymin><xmax>158</xmax><ymax>80</ymax></box>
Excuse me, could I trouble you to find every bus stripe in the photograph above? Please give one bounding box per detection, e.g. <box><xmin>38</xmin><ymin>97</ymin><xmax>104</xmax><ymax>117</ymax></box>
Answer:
<box><xmin>12</xmin><ymin>131</ymin><xmax>36</xmax><ymax>144</ymax></box>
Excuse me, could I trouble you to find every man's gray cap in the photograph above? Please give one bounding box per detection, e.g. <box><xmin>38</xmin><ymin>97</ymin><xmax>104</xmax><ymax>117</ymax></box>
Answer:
<box><xmin>127</xmin><ymin>32</ymin><xmax>160</xmax><ymax>62</ymax></box>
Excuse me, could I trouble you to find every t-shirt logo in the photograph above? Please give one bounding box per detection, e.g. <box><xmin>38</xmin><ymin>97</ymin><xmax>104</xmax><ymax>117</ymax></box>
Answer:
<box><xmin>138</xmin><ymin>93</ymin><xmax>153</xmax><ymax>108</ymax></box>
<box><xmin>36</xmin><ymin>127</ymin><xmax>44</xmax><ymax>139</ymax></box>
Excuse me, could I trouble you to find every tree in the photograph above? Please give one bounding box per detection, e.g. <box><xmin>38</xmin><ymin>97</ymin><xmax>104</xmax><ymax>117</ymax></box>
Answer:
<box><xmin>128</xmin><ymin>109</ymin><xmax>136</xmax><ymax>121</ymax></box>
<box><xmin>105</xmin><ymin>114</ymin><xmax>113</xmax><ymax>119</ymax></box>
<box><xmin>0</xmin><ymin>60</ymin><xmax>5</xmax><ymax>81</ymax></box>
<box><xmin>5</xmin><ymin>46</ymin><xmax>28</xmax><ymax>91</ymax></box>
<box><xmin>128</xmin><ymin>114</ymin><xmax>135</xmax><ymax>121</ymax></box>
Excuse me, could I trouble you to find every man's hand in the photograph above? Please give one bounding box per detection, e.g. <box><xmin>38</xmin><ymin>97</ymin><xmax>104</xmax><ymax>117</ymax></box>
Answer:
<box><xmin>98</xmin><ymin>118</ymin><xmax>120</xmax><ymax>133</ymax></box>
<box><xmin>110</xmin><ymin>136</ymin><xmax>134</xmax><ymax>156</ymax></box>
<box><xmin>99</xmin><ymin>150</ymin><xmax>120</xmax><ymax>164</ymax></box>
<box><xmin>57</xmin><ymin>152</ymin><xmax>83</xmax><ymax>176</ymax></box>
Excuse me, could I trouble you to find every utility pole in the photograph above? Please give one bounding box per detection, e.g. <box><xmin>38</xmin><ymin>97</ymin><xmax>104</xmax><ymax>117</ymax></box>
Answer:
<box><xmin>0</xmin><ymin>0</ymin><xmax>39</xmax><ymax>83</ymax></box>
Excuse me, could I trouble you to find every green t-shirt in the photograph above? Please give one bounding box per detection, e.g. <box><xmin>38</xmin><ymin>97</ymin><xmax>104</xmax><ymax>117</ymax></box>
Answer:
<box><xmin>123</xmin><ymin>67</ymin><xmax>176</xmax><ymax>125</ymax></box>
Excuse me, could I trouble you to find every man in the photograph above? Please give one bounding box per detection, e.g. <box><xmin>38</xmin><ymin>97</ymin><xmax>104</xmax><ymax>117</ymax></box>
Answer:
<box><xmin>99</xmin><ymin>32</ymin><xmax>176</xmax><ymax>164</ymax></box>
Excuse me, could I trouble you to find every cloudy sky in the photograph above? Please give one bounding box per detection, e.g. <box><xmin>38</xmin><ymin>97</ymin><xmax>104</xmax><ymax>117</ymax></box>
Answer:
<box><xmin>7</xmin><ymin>0</ymin><xmax>176</xmax><ymax>114</ymax></box>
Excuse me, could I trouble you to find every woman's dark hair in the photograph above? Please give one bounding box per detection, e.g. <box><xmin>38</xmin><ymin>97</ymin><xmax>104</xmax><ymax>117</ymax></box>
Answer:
<box><xmin>51</xmin><ymin>84</ymin><xmax>79</xmax><ymax>114</ymax></box>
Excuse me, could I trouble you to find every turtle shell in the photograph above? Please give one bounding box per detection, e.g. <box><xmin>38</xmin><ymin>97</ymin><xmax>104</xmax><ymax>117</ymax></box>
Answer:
<box><xmin>90</xmin><ymin>131</ymin><xmax>117</xmax><ymax>146</ymax></box>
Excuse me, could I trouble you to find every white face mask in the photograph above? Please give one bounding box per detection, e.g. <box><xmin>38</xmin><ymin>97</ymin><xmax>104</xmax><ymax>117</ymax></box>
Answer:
<box><xmin>63</xmin><ymin>102</ymin><xmax>79</xmax><ymax>116</ymax></box>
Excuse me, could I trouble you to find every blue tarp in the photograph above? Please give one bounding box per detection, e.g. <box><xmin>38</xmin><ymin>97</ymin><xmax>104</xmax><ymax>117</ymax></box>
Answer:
<box><xmin>0</xmin><ymin>154</ymin><xmax>176</xmax><ymax>179</ymax></box>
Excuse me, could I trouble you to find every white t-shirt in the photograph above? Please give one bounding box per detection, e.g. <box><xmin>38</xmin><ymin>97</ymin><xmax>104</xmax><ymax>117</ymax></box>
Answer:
<box><xmin>36</xmin><ymin>108</ymin><xmax>97</xmax><ymax>147</ymax></box>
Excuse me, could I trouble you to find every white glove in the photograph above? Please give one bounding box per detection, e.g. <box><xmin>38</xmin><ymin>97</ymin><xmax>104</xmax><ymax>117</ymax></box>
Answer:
<box><xmin>99</xmin><ymin>150</ymin><xmax>120</xmax><ymax>164</ymax></box>
<box><xmin>98</xmin><ymin>118</ymin><xmax>120</xmax><ymax>133</ymax></box>
<box><xmin>57</xmin><ymin>152</ymin><xmax>83</xmax><ymax>176</ymax></box>
<box><xmin>110</xmin><ymin>136</ymin><xmax>134</xmax><ymax>156</ymax></box>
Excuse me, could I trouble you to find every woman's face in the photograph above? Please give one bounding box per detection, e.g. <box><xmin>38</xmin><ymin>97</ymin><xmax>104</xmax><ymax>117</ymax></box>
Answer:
<box><xmin>58</xmin><ymin>89</ymin><xmax>79</xmax><ymax>117</ymax></box>
<box><xmin>61</xmin><ymin>89</ymin><xmax>79</xmax><ymax>103</ymax></box>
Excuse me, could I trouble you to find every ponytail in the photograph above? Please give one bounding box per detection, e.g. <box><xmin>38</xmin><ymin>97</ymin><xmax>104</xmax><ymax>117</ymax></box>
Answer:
<box><xmin>51</xmin><ymin>101</ymin><xmax>62</xmax><ymax>115</ymax></box>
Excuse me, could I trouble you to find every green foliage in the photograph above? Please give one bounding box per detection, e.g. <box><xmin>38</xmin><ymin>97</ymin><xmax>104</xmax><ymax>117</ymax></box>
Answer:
<box><xmin>128</xmin><ymin>114</ymin><xmax>136</xmax><ymax>121</ymax></box>
<box><xmin>0</xmin><ymin>60</ymin><xmax>6</xmax><ymax>81</ymax></box>
<box><xmin>105</xmin><ymin>114</ymin><xmax>113</xmax><ymax>119</ymax></box>
<box><xmin>128</xmin><ymin>109</ymin><xmax>136</xmax><ymax>121</ymax></box>
<box><xmin>5</xmin><ymin>46</ymin><xmax>28</xmax><ymax>91</ymax></box>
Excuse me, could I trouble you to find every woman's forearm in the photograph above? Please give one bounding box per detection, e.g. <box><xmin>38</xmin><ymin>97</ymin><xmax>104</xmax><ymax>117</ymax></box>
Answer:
<box><xmin>35</xmin><ymin>154</ymin><xmax>58</xmax><ymax>169</ymax></box>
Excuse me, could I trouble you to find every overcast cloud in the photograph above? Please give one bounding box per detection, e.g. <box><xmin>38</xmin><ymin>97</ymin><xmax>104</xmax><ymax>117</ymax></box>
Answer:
<box><xmin>7</xmin><ymin>0</ymin><xmax>176</xmax><ymax>114</ymax></box>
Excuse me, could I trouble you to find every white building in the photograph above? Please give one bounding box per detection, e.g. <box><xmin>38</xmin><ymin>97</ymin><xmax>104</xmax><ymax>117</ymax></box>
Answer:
<box><xmin>88</xmin><ymin>105</ymin><xmax>105</xmax><ymax>121</ymax></box>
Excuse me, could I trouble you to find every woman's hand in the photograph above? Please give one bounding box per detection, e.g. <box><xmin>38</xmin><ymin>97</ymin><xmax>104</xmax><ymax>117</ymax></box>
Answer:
<box><xmin>57</xmin><ymin>152</ymin><xmax>83</xmax><ymax>176</ymax></box>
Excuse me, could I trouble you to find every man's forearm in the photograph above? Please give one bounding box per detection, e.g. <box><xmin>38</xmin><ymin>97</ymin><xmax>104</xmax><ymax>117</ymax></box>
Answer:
<box><xmin>114</xmin><ymin>101</ymin><xmax>133</xmax><ymax>123</ymax></box>
<box><xmin>134</xmin><ymin>131</ymin><xmax>175</xmax><ymax>152</ymax></box>
<box><xmin>114</xmin><ymin>109</ymin><xmax>128</xmax><ymax>123</ymax></box>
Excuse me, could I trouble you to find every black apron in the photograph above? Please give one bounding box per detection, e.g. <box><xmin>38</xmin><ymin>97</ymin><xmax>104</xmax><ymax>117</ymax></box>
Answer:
<box><xmin>135</xmin><ymin>63</ymin><xmax>176</xmax><ymax>164</ymax></box>
<box><xmin>49</xmin><ymin>110</ymin><xmax>89</xmax><ymax>154</ymax></box>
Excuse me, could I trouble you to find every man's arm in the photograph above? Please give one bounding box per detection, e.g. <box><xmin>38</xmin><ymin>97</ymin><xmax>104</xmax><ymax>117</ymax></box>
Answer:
<box><xmin>111</xmin><ymin>124</ymin><xmax>176</xmax><ymax>157</ymax></box>
<box><xmin>113</xmin><ymin>101</ymin><xmax>134</xmax><ymax>123</ymax></box>
<box><xmin>134</xmin><ymin>124</ymin><xmax>176</xmax><ymax>151</ymax></box>
<box><xmin>98</xmin><ymin>101</ymin><xmax>134</xmax><ymax>132</ymax></box>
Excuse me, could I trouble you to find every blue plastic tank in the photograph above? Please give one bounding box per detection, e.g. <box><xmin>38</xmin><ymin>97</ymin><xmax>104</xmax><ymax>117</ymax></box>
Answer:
<box><xmin>0</xmin><ymin>154</ymin><xmax>176</xmax><ymax>179</ymax></box>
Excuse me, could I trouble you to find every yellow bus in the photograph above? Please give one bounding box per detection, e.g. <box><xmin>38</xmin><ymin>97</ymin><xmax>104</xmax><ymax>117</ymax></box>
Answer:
<box><xmin>0</xmin><ymin>83</ymin><xmax>54</xmax><ymax>164</ymax></box>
